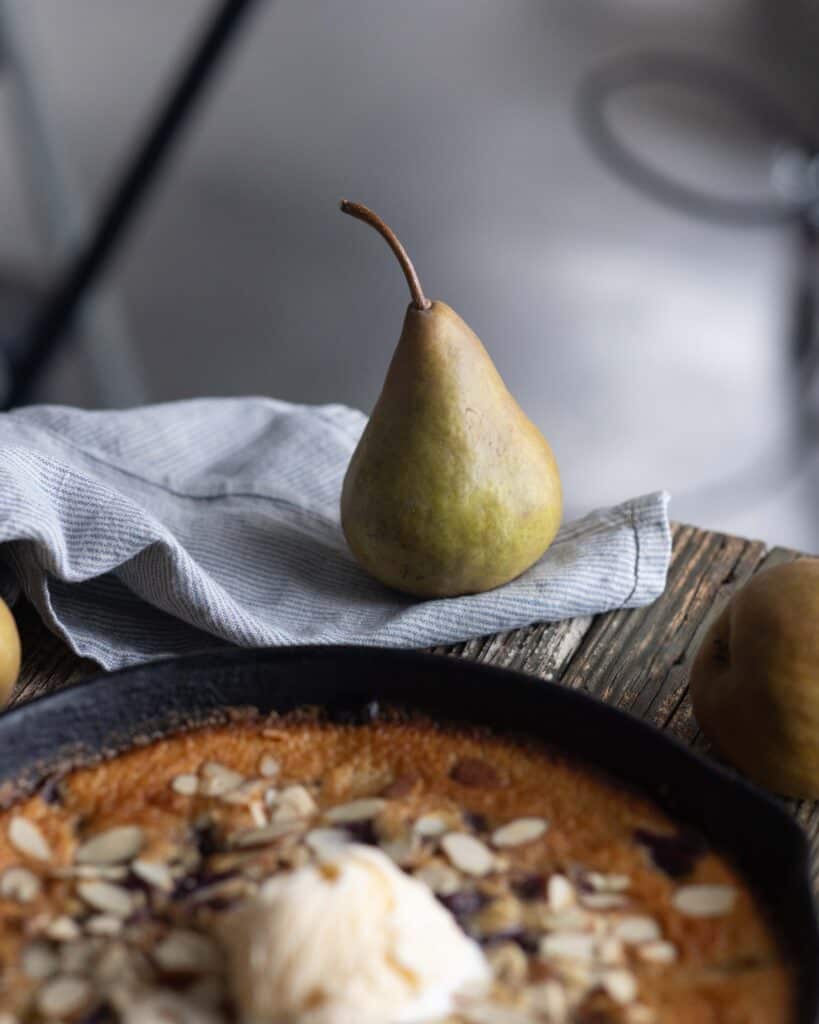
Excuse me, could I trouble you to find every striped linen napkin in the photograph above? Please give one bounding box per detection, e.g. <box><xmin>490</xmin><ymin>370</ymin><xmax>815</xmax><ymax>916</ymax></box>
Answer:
<box><xmin>0</xmin><ymin>398</ymin><xmax>671</xmax><ymax>670</ymax></box>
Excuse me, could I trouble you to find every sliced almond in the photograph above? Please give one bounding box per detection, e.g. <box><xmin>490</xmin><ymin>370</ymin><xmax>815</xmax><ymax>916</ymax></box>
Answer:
<box><xmin>221</xmin><ymin>779</ymin><xmax>268</xmax><ymax>807</ymax></box>
<box><xmin>59</xmin><ymin>940</ymin><xmax>99</xmax><ymax>976</ymax></box>
<box><xmin>598</xmin><ymin>936</ymin><xmax>626</xmax><ymax>965</ymax></box>
<box><xmin>413</xmin><ymin>861</ymin><xmax>461</xmax><ymax>896</ymax></box>
<box><xmin>272</xmin><ymin>784</ymin><xmax>317</xmax><ymax>823</ymax></box>
<box><xmin>547</xmin><ymin>874</ymin><xmax>575</xmax><ymax>912</ymax></box>
<box><xmin>131</xmin><ymin>859</ymin><xmax>174</xmax><ymax>892</ymax></box>
<box><xmin>0</xmin><ymin>865</ymin><xmax>41</xmax><ymax>902</ymax></box>
<box><xmin>380</xmin><ymin>832</ymin><xmax>421</xmax><ymax>867</ymax></box>
<box><xmin>491</xmin><ymin>817</ymin><xmax>548</xmax><ymax>848</ymax></box>
<box><xmin>154</xmin><ymin>929</ymin><xmax>221</xmax><ymax>975</ymax></box>
<box><xmin>584</xmin><ymin>870</ymin><xmax>631</xmax><ymax>893</ymax></box>
<box><xmin>304</xmin><ymin>828</ymin><xmax>350</xmax><ymax>858</ymax></box>
<box><xmin>579</xmin><ymin>892</ymin><xmax>628</xmax><ymax>911</ymax></box>
<box><xmin>534</xmin><ymin>905</ymin><xmax>591</xmax><ymax>933</ymax></box>
<box><xmin>528</xmin><ymin>980</ymin><xmax>568</xmax><ymax>1018</ymax></box>
<box><xmin>75</xmin><ymin>825</ymin><xmax>144</xmax><ymax>865</ymax></box>
<box><xmin>52</xmin><ymin>864</ymin><xmax>128</xmax><ymax>882</ymax></box>
<box><xmin>45</xmin><ymin>916</ymin><xmax>81</xmax><ymax>942</ymax></box>
<box><xmin>601</xmin><ymin>967</ymin><xmax>638</xmax><ymax>1005</ymax></box>
<box><xmin>539</xmin><ymin>931</ymin><xmax>596</xmax><ymax>963</ymax></box>
<box><xmin>76</xmin><ymin>879</ymin><xmax>134</xmax><ymax>918</ymax></box>
<box><xmin>613</xmin><ymin>915</ymin><xmax>661</xmax><ymax>945</ymax></box>
<box><xmin>36</xmin><ymin>975</ymin><xmax>92</xmax><ymax>1018</ymax></box>
<box><xmin>441</xmin><ymin>833</ymin><xmax>494</xmax><ymax>877</ymax></box>
<box><xmin>474</xmin><ymin>896</ymin><xmax>522</xmax><ymax>936</ymax></box>
<box><xmin>414</xmin><ymin>814</ymin><xmax>450</xmax><ymax>838</ymax></box>
<box><xmin>638</xmin><ymin>940</ymin><xmax>678</xmax><ymax>964</ymax></box>
<box><xmin>672</xmin><ymin>884</ymin><xmax>736</xmax><ymax>918</ymax></box>
<box><xmin>324</xmin><ymin>798</ymin><xmax>386</xmax><ymax>825</ymax></box>
<box><xmin>200</xmin><ymin>761</ymin><xmax>244</xmax><ymax>797</ymax></box>
<box><xmin>85</xmin><ymin>914</ymin><xmax>123</xmax><ymax>937</ymax></box>
<box><xmin>21</xmin><ymin>941</ymin><xmax>59</xmax><ymax>980</ymax></box>
<box><xmin>8</xmin><ymin>816</ymin><xmax>52</xmax><ymax>862</ymax></box>
<box><xmin>171</xmin><ymin>773</ymin><xmax>199</xmax><ymax>796</ymax></box>
<box><xmin>486</xmin><ymin>941</ymin><xmax>528</xmax><ymax>986</ymax></box>
<box><xmin>231</xmin><ymin>822</ymin><xmax>300</xmax><ymax>849</ymax></box>
<box><xmin>258</xmin><ymin>754</ymin><xmax>280</xmax><ymax>778</ymax></box>
<box><xmin>249</xmin><ymin>801</ymin><xmax>268</xmax><ymax>827</ymax></box>
<box><xmin>95</xmin><ymin>942</ymin><xmax>150</xmax><ymax>989</ymax></box>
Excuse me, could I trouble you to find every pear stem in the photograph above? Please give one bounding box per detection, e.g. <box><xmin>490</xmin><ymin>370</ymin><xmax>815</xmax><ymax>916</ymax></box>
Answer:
<box><xmin>340</xmin><ymin>200</ymin><xmax>431</xmax><ymax>311</ymax></box>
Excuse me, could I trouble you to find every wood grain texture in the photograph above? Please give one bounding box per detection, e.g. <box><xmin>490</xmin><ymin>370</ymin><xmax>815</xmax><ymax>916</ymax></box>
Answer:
<box><xmin>5</xmin><ymin>523</ymin><xmax>818</xmax><ymax>892</ymax></box>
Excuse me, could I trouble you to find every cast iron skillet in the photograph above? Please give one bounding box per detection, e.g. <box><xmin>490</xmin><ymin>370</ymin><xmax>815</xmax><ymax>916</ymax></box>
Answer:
<box><xmin>0</xmin><ymin>645</ymin><xmax>816</xmax><ymax>1022</ymax></box>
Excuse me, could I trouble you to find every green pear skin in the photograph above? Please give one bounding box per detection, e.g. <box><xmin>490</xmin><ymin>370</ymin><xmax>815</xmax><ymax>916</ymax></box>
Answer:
<box><xmin>341</xmin><ymin>300</ymin><xmax>562</xmax><ymax>598</ymax></box>
<box><xmin>690</xmin><ymin>559</ymin><xmax>819</xmax><ymax>798</ymax></box>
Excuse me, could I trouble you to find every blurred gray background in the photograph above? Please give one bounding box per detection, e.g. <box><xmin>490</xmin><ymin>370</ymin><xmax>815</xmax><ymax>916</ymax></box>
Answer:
<box><xmin>1</xmin><ymin>0</ymin><xmax>818</xmax><ymax>550</ymax></box>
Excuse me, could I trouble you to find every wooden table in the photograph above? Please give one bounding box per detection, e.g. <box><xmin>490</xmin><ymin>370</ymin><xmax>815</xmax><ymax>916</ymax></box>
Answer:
<box><xmin>8</xmin><ymin>522</ymin><xmax>818</xmax><ymax>895</ymax></box>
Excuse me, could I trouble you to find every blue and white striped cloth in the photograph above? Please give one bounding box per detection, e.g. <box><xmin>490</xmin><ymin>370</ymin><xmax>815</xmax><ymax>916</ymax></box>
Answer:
<box><xmin>0</xmin><ymin>398</ymin><xmax>671</xmax><ymax>670</ymax></box>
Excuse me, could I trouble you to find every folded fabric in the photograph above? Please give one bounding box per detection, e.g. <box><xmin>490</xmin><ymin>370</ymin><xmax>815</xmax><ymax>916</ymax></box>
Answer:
<box><xmin>0</xmin><ymin>398</ymin><xmax>671</xmax><ymax>670</ymax></box>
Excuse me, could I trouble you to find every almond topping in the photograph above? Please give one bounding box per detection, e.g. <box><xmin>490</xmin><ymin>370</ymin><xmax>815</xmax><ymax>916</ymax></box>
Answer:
<box><xmin>45</xmin><ymin>916</ymin><xmax>81</xmax><ymax>942</ymax></box>
<box><xmin>171</xmin><ymin>773</ymin><xmax>199</xmax><ymax>796</ymax></box>
<box><xmin>21</xmin><ymin>941</ymin><xmax>58</xmax><ymax>980</ymax></box>
<box><xmin>672</xmin><ymin>884</ymin><xmax>736</xmax><ymax>918</ymax></box>
<box><xmin>76</xmin><ymin>879</ymin><xmax>134</xmax><ymax>917</ymax></box>
<box><xmin>131</xmin><ymin>859</ymin><xmax>175</xmax><ymax>892</ymax></box>
<box><xmin>414</xmin><ymin>861</ymin><xmax>461</xmax><ymax>895</ymax></box>
<box><xmin>231</xmin><ymin>822</ymin><xmax>300</xmax><ymax>848</ymax></box>
<box><xmin>200</xmin><ymin>761</ymin><xmax>245</xmax><ymax>796</ymax></box>
<box><xmin>441</xmin><ymin>833</ymin><xmax>494</xmax><ymax>876</ymax></box>
<box><xmin>0</xmin><ymin>865</ymin><xmax>41</xmax><ymax>902</ymax></box>
<box><xmin>272</xmin><ymin>784</ymin><xmax>317</xmax><ymax>823</ymax></box>
<box><xmin>85</xmin><ymin>914</ymin><xmax>123</xmax><ymax>936</ymax></box>
<box><xmin>8</xmin><ymin>816</ymin><xmax>52</xmax><ymax>862</ymax></box>
<box><xmin>304</xmin><ymin>828</ymin><xmax>350</xmax><ymax>858</ymax></box>
<box><xmin>154</xmin><ymin>929</ymin><xmax>221</xmax><ymax>974</ymax></box>
<box><xmin>35</xmin><ymin>975</ymin><xmax>92</xmax><ymax>1018</ymax></box>
<box><xmin>414</xmin><ymin>814</ymin><xmax>449</xmax><ymax>837</ymax></box>
<box><xmin>491</xmin><ymin>817</ymin><xmax>548</xmax><ymax>848</ymax></box>
<box><xmin>324</xmin><ymin>798</ymin><xmax>386</xmax><ymax>825</ymax></box>
<box><xmin>579</xmin><ymin>892</ymin><xmax>628</xmax><ymax>911</ymax></box>
<box><xmin>613</xmin><ymin>915</ymin><xmax>661</xmax><ymax>945</ymax></box>
<box><xmin>601</xmin><ymin>968</ymin><xmax>638</xmax><ymax>1005</ymax></box>
<box><xmin>547</xmin><ymin>874</ymin><xmax>575</xmax><ymax>912</ymax></box>
<box><xmin>540</xmin><ymin>931</ymin><xmax>596</xmax><ymax>962</ymax></box>
<box><xmin>75</xmin><ymin>825</ymin><xmax>144</xmax><ymax>865</ymax></box>
<box><xmin>638</xmin><ymin>940</ymin><xmax>678</xmax><ymax>964</ymax></box>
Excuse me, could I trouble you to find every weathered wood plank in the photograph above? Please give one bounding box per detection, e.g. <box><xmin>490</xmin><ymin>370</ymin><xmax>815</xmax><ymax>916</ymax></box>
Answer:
<box><xmin>437</xmin><ymin>615</ymin><xmax>594</xmax><ymax>681</ymax></box>
<box><xmin>560</xmin><ymin>527</ymin><xmax>766</xmax><ymax>725</ymax></box>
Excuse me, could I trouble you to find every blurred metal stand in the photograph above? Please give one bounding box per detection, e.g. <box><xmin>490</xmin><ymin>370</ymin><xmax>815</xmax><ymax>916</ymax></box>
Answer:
<box><xmin>578</xmin><ymin>51</ymin><xmax>819</xmax><ymax>512</ymax></box>
<box><xmin>0</xmin><ymin>0</ymin><xmax>147</xmax><ymax>407</ymax></box>
<box><xmin>0</xmin><ymin>0</ymin><xmax>265</xmax><ymax>409</ymax></box>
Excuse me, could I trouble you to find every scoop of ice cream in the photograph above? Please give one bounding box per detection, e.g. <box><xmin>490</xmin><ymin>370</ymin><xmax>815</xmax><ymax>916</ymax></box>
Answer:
<box><xmin>225</xmin><ymin>844</ymin><xmax>490</xmax><ymax>1024</ymax></box>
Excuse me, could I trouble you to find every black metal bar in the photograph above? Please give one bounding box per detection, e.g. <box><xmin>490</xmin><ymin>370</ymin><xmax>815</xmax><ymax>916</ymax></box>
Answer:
<box><xmin>4</xmin><ymin>0</ymin><xmax>266</xmax><ymax>408</ymax></box>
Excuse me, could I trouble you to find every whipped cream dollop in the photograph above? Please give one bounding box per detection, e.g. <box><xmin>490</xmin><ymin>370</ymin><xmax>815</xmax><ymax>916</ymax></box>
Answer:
<box><xmin>226</xmin><ymin>844</ymin><xmax>490</xmax><ymax>1024</ymax></box>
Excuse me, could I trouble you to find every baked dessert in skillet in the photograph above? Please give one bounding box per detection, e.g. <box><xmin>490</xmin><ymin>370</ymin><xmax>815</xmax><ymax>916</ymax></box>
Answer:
<box><xmin>0</xmin><ymin>711</ymin><xmax>791</xmax><ymax>1023</ymax></box>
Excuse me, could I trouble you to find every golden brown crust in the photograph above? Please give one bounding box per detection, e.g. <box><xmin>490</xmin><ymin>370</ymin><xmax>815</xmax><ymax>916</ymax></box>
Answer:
<box><xmin>0</xmin><ymin>714</ymin><xmax>792</xmax><ymax>1022</ymax></box>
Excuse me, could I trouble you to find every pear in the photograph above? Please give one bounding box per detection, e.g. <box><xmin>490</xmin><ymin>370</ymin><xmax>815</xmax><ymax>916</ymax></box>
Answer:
<box><xmin>339</xmin><ymin>200</ymin><xmax>562</xmax><ymax>598</ymax></box>
<box><xmin>0</xmin><ymin>597</ymin><xmax>20</xmax><ymax>706</ymax></box>
<box><xmin>690</xmin><ymin>559</ymin><xmax>819</xmax><ymax>798</ymax></box>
